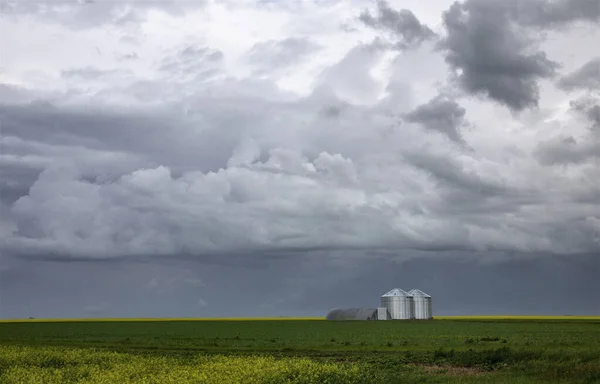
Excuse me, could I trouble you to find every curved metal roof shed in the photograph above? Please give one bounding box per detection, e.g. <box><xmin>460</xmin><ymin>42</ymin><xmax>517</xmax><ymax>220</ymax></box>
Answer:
<box><xmin>326</xmin><ymin>308</ymin><xmax>391</xmax><ymax>321</ymax></box>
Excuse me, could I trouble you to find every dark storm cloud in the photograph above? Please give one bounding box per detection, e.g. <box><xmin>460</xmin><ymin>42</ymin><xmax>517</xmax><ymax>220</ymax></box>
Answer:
<box><xmin>2</xmin><ymin>252</ymin><xmax>600</xmax><ymax>318</ymax></box>
<box><xmin>0</xmin><ymin>93</ymin><xmax>257</xmax><ymax>216</ymax></box>
<box><xmin>0</xmin><ymin>161</ymin><xmax>42</xmax><ymax>206</ymax></box>
<box><xmin>403</xmin><ymin>152</ymin><xmax>499</xmax><ymax>196</ymax></box>
<box><xmin>534</xmin><ymin>135</ymin><xmax>600</xmax><ymax>165</ymax></box>
<box><xmin>2</xmin><ymin>0</ymin><xmax>600</xmax><ymax>323</ymax></box>
<box><xmin>522</xmin><ymin>0</ymin><xmax>600</xmax><ymax>26</ymax></box>
<box><xmin>2</xmin><ymin>90</ymin><xmax>600</xmax><ymax>259</ymax></box>
<box><xmin>0</xmin><ymin>102</ymin><xmax>238</xmax><ymax>174</ymax></box>
<box><xmin>590</xmin><ymin>105</ymin><xmax>600</xmax><ymax>128</ymax></box>
<box><xmin>404</xmin><ymin>95</ymin><xmax>467</xmax><ymax>144</ymax></box>
<box><xmin>570</xmin><ymin>96</ymin><xmax>600</xmax><ymax>129</ymax></box>
<box><xmin>283</xmin><ymin>252</ymin><xmax>600</xmax><ymax>316</ymax></box>
<box><xmin>0</xmin><ymin>253</ymin><xmax>301</xmax><ymax>318</ymax></box>
<box><xmin>439</xmin><ymin>0</ymin><xmax>559</xmax><ymax>111</ymax></box>
<box><xmin>2</xmin><ymin>4</ymin><xmax>600</xmax><ymax>262</ymax></box>
<box><xmin>558</xmin><ymin>58</ymin><xmax>600</xmax><ymax>91</ymax></box>
<box><xmin>439</xmin><ymin>0</ymin><xmax>599</xmax><ymax>110</ymax></box>
<box><xmin>359</xmin><ymin>0</ymin><xmax>436</xmax><ymax>49</ymax></box>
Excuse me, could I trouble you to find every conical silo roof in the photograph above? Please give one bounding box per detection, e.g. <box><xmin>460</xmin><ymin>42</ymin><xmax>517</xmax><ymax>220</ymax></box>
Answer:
<box><xmin>382</xmin><ymin>288</ymin><xmax>410</xmax><ymax>297</ymax></box>
<box><xmin>408</xmin><ymin>289</ymin><xmax>431</xmax><ymax>298</ymax></box>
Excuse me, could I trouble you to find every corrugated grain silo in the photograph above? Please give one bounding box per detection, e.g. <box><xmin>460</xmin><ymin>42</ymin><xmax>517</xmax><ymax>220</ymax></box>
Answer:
<box><xmin>408</xmin><ymin>289</ymin><xmax>432</xmax><ymax>319</ymax></box>
<box><xmin>381</xmin><ymin>288</ymin><xmax>414</xmax><ymax>319</ymax></box>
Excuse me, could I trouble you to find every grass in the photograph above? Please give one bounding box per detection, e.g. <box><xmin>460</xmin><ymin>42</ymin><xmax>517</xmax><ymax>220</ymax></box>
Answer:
<box><xmin>1</xmin><ymin>317</ymin><xmax>599</xmax><ymax>383</ymax></box>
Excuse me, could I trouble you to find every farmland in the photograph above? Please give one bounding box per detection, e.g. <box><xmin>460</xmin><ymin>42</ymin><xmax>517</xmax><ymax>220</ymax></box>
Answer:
<box><xmin>1</xmin><ymin>317</ymin><xmax>599</xmax><ymax>383</ymax></box>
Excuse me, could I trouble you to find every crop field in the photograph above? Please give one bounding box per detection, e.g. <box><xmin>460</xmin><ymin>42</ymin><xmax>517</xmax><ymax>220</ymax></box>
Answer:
<box><xmin>1</xmin><ymin>317</ymin><xmax>599</xmax><ymax>383</ymax></box>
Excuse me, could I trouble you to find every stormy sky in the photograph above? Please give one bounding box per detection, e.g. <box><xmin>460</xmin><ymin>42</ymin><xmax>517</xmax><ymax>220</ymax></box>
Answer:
<box><xmin>1</xmin><ymin>0</ymin><xmax>599</xmax><ymax>318</ymax></box>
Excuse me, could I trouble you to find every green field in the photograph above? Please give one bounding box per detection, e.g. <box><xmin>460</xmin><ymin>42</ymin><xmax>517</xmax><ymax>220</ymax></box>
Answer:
<box><xmin>1</xmin><ymin>317</ymin><xmax>599</xmax><ymax>383</ymax></box>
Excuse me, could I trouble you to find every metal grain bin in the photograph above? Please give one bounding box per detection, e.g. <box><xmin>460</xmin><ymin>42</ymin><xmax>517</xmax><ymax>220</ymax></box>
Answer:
<box><xmin>377</xmin><ymin>307</ymin><xmax>390</xmax><ymax>320</ymax></box>
<box><xmin>381</xmin><ymin>288</ymin><xmax>414</xmax><ymax>319</ymax></box>
<box><xmin>408</xmin><ymin>289</ymin><xmax>432</xmax><ymax>319</ymax></box>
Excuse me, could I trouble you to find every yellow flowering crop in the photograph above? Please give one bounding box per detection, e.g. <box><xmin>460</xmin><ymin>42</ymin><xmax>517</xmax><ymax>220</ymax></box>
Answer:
<box><xmin>0</xmin><ymin>345</ymin><xmax>368</xmax><ymax>384</ymax></box>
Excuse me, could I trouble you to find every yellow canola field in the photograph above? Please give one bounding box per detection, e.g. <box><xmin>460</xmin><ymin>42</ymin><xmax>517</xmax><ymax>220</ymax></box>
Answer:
<box><xmin>0</xmin><ymin>345</ymin><xmax>367</xmax><ymax>384</ymax></box>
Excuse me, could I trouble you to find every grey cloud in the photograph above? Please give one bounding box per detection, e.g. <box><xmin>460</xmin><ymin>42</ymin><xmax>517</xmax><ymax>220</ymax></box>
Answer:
<box><xmin>402</xmin><ymin>150</ymin><xmax>508</xmax><ymax>200</ymax></box>
<box><xmin>591</xmin><ymin>105</ymin><xmax>600</xmax><ymax>128</ymax></box>
<box><xmin>534</xmin><ymin>135</ymin><xmax>600</xmax><ymax>165</ymax></box>
<box><xmin>61</xmin><ymin>67</ymin><xmax>133</xmax><ymax>80</ymax></box>
<box><xmin>0</xmin><ymin>96</ymin><xmax>250</xmax><ymax>219</ymax></box>
<box><xmin>2</xmin><ymin>0</ymin><xmax>206</xmax><ymax>29</ymax></box>
<box><xmin>2</xmin><ymin>21</ymin><xmax>600</xmax><ymax>262</ymax></box>
<box><xmin>158</xmin><ymin>45</ymin><xmax>224</xmax><ymax>81</ymax></box>
<box><xmin>558</xmin><ymin>58</ymin><xmax>600</xmax><ymax>91</ymax></box>
<box><xmin>319</xmin><ymin>104</ymin><xmax>347</xmax><ymax>119</ymax></box>
<box><xmin>570</xmin><ymin>96</ymin><xmax>600</xmax><ymax>129</ymax></box>
<box><xmin>245</xmin><ymin>37</ymin><xmax>322</xmax><ymax>76</ymax></box>
<box><xmin>0</xmin><ymin>84</ymin><xmax>22</xmax><ymax>100</ymax></box>
<box><xmin>116</xmin><ymin>52</ymin><xmax>139</xmax><ymax>61</ymax></box>
<box><xmin>397</xmin><ymin>149</ymin><xmax>600</xmax><ymax>254</ymax></box>
<box><xmin>0</xmin><ymin>160</ymin><xmax>42</xmax><ymax>206</ymax></box>
<box><xmin>3</xmin><ymin>1</ymin><xmax>142</xmax><ymax>29</ymax></box>
<box><xmin>405</xmin><ymin>95</ymin><xmax>467</xmax><ymax>144</ymax></box>
<box><xmin>438</xmin><ymin>0</ymin><xmax>600</xmax><ymax>110</ymax></box>
<box><xmin>4</xmin><ymin>133</ymin><xmax>598</xmax><ymax>260</ymax></box>
<box><xmin>314</xmin><ymin>44</ymin><xmax>384</xmax><ymax>104</ymax></box>
<box><xmin>0</xmin><ymin>102</ymin><xmax>238</xmax><ymax>175</ymax></box>
<box><xmin>3</xmin><ymin>87</ymin><xmax>600</xmax><ymax>259</ymax></box>
<box><xmin>359</xmin><ymin>0</ymin><xmax>436</xmax><ymax>49</ymax></box>
<box><xmin>439</xmin><ymin>0</ymin><xmax>559</xmax><ymax>111</ymax></box>
<box><xmin>4</xmin><ymin>154</ymin><xmax>408</xmax><ymax>259</ymax></box>
<box><xmin>519</xmin><ymin>0</ymin><xmax>600</xmax><ymax>27</ymax></box>
<box><xmin>535</xmin><ymin>95</ymin><xmax>600</xmax><ymax>165</ymax></box>
<box><xmin>0</xmin><ymin>84</ymin><xmax>44</xmax><ymax>105</ymax></box>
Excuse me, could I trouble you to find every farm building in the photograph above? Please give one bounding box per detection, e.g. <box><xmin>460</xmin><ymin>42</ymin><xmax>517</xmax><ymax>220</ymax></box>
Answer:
<box><xmin>325</xmin><ymin>288</ymin><xmax>433</xmax><ymax>321</ymax></box>
<box><xmin>381</xmin><ymin>288</ymin><xmax>414</xmax><ymax>320</ymax></box>
<box><xmin>408</xmin><ymin>289</ymin><xmax>433</xmax><ymax>319</ymax></box>
<box><xmin>326</xmin><ymin>308</ymin><xmax>391</xmax><ymax>321</ymax></box>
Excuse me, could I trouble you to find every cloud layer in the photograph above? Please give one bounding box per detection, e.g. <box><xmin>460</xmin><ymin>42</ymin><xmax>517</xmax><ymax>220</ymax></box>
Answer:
<box><xmin>1</xmin><ymin>0</ymin><xmax>600</xmax><ymax>262</ymax></box>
